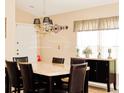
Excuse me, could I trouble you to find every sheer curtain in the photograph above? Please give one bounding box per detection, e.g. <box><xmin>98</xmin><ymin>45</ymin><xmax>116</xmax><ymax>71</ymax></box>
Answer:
<box><xmin>74</xmin><ymin>16</ymin><xmax>119</xmax><ymax>31</ymax></box>
<box><xmin>77</xmin><ymin>30</ymin><xmax>118</xmax><ymax>59</ymax></box>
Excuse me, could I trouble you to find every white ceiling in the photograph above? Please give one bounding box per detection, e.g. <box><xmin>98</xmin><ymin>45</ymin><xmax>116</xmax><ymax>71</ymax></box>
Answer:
<box><xmin>16</xmin><ymin>0</ymin><xmax>118</xmax><ymax>17</ymax></box>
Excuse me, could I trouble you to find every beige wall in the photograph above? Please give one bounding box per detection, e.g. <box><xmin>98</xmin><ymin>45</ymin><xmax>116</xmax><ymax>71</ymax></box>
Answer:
<box><xmin>39</xmin><ymin>3</ymin><xmax>119</xmax><ymax>64</ymax></box>
<box><xmin>5</xmin><ymin>0</ymin><xmax>16</xmax><ymax>60</ymax></box>
<box><xmin>5</xmin><ymin>1</ymin><xmax>35</xmax><ymax>60</ymax></box>
<box><xmin>16</xmin><ymin>8</ymin><xmax>35</xmax><ymax>23</ymax></box>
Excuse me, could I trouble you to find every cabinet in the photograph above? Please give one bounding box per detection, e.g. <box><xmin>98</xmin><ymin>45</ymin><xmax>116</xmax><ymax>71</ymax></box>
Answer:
<box><xmin>84</xmin><ymin>58</ymin><xmax>116</xmax><ymax>92</ymax></box>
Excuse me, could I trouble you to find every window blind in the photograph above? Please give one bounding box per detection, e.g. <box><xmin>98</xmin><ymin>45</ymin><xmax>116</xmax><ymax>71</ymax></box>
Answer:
<box><xmin>74</xmin><ymin>16</ymin><xmax>119</xmax><ymax>32</ymax></box>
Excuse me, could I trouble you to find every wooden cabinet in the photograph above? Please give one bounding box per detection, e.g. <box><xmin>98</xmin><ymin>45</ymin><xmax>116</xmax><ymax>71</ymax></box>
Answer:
<box><xmin>96</xmin><ymin>61</ymin><xmax>109</xmax><ymax>83</ymax></box>
<box><xmin>84</xmin><ymin>58</ymin><xmax>116</xmax><ymax>92</ymax></box>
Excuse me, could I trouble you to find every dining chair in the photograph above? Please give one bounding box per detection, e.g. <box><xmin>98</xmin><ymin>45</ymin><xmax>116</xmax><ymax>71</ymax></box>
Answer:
<box><xmin>19</xmin><ymin>63</ymin><xmax>47</xmax><ymax>93</ymax></box>
<box><xmin>61</xmin><ymin>57</ymin><xmax>86</xmax><ymax>82</ymax></box>
<box><xmin>5</xmin><ymin>67</ymin><xmax>9</xmax><ymax>93</ymax></box>
<box><xmin>6</xmin><ymin>61</ymin><xmax>23</xmax><ymax>93</ymax></box>
<box><xmin>54</xmin><ymin>63</ymin><xmax>87</xmax><ymax>93</ymax></box>
<box><xmin>13</xmin><ymin>56</ymin><xmax>28</xmax><ymax>62</ymax></box>
<box><xmin>62</xmin><ymin>58</ymin><xmax>89</xmax><ymax>93</ymax></box>
<box><xmin>71</xmin><ymin>57</ymin><xmax>86</xmax><ymax>65</ymax></box>
<box><xmin>52</xmin><ymin>57</ymin><xmax>64</xmax><ymax>64</ymax></box>
<box><xmin>52</xmin><ymin>57</ymin><xmax>66</xmax><ymax>86</ymax></box>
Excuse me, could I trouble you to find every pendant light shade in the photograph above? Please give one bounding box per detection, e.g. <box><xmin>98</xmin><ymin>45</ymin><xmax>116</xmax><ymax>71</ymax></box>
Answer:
<box><xmin>33</xmin><ymin>0</ymin><xmax>68</xmax><ymax>33</ymax></box>
<box><xmin>33</xmin><ymin>18</ymin><xmax>41</xmax><ymax>24</ymax></box>
<box><xmin>43</xmin><ymin>17</ymin><xmax>50</xmax><ymax>24</ymax></box>
<box><xmin>49</xmin><ymin>19</ymin><xmax>53</xmax><ymax>25</ymax></box>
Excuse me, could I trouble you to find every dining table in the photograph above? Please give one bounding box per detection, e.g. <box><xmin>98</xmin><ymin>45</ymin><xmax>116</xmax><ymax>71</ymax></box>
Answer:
<box><xmin>23</xmin><ymin>62</ymin><xmax>90</xmax><ymax>93</ymax></box>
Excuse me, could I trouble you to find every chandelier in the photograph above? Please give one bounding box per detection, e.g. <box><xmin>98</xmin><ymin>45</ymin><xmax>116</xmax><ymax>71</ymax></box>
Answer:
<box><xmin>33</xmin><ymin>18</ymin><xmax>68</xmax><ymax>33</ymax></box>
<box><xmin>33</xmin><ymin>0</ymin><xmax>68</xmax><ymax>33</ymax></box>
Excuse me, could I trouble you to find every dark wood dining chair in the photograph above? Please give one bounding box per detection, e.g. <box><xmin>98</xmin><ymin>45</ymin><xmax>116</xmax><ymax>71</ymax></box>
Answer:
<box><xmin>13</xmin><ymin>56</ymin><xmax>28</xmax><ymax>62</ymax></box>
<box><xmin>60</xmin><ymin>58</ymin><xmax>89</xmax><ymax>93</ymax></box>
<box><xmin>19</xmin><ymin>63</ymin><xmax>47</xmax><ymax>93</ymax></box>
<box><xmin>71</xmin><ymin>57</ymin><xmax>86</xmax><ymax>65</ymax></box>
<box><xmin>5</xmin><ymin>67</ymin><xmax>9</xmax><ymax>93</ymax></box>
<box><xmin>52</xmin><ymin>57</ymin><xmax>64</xmax><ymax>64</ymax></box>
<box><xmin>52</xmin><ymin>57</ymin><xmax>66</xmax><ymax>86</ymax></box>
<box><xmin>54</xmin><ymin>63</ymin><xmax>87</xmax><ymax>93</ymax></box>
<box><xmin>71</xmin><ymin>58</ymin><xmax>89</xmax><ymax>93</ymax></box>
<box><xmin>6</xmin><ymin>61</ymin><xmax>23</xmax><ymax>93</ymax></box>
<box><xmin>61</xmin><ymin>57</ymin><xmax>86</xmax><ymax>82</ymax></box>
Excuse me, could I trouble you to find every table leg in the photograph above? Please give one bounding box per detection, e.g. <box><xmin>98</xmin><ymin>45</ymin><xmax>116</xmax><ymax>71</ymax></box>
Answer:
<box><xmin>107</xmin><ymin>82</ymin><xmax>110</xmax><ymax>92</ymax></box>
<box><xmin>84</xmin><ymin>71</ymin><xmax>89</xmax><ymax>93</ymax></box>
<box><xmin>48</xmin><ymin>77</ymin><xmax>53</xmax><ymax>93</ymax></box>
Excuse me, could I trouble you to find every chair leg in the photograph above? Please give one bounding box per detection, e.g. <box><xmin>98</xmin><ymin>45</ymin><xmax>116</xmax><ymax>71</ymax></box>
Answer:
<box><xmin>18</xmin><ymin>87</ymin><xmax>20</xmax><ymax>93</ymax></box>
<box><xmin>5</xmin><ymin>76</ymin><xmax>9</xmax><ymax>93</ymax></box>
<box><xmin>107</xmin><ymin>83</ymin><xmax>110</xmax><ymax>92</ymax></box>
<box><xmin>14</xmin><ymin>87</ymin><xmax>17</xmax><ymax>93</ymax></box>
<box><xmin>114</xmin><ymin>82</ymin><xmax>117</xmax><ymax>90</ymax></box>
<box><xmin>9</xmin><ymin>83</ymin><xmax>11</xmax><ymax>93</ymax></box>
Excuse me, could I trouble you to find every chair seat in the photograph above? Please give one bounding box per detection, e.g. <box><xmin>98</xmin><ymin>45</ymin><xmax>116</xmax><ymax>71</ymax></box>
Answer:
<box><xmin>61</xmin><ymin>77</ymin><xmax>69</xmax><ymax>83</ymax></box>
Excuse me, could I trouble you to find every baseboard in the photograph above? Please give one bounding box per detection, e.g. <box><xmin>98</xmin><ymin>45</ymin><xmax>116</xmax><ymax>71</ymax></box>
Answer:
<box><xmin>88</xmin><ymin>81</ymin><xmax>118</xmax><ymax>89</ymax></box>
<box><xmin>88</xmin><ymin>74</ymin><xmax>119</xmax><ymax>90</ymax></box>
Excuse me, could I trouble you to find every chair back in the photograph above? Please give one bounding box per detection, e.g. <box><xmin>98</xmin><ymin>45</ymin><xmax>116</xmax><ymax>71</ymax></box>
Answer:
<box><xmin>19</xmin><ymin>64</ymin><xmax>33</xmax><ymax>93</ymax></box>
<box><xmin>71</xmin><ymin>58</ymin><xmax>86</xmax><ymax>65</ymax></box>
<box><xmin>6</xmin><ymin>61</ymin><xmax>20</xmax><ymax>87</ymax></box>
<box><xmin>13</xmin><ymin>56</ymin><xmax>28</xmax><ymax>62</ymax></box>
<box><xmin>5</xmin><ymin>67</ymin><xmax>9</xmax><ymax>93</ymax></box>
<box><xmin>69</xmin><ymin>63</ymin><xmax>87</xmax><ymax>93</ymax></box>
<box><xmin>52</xmin><ymin>57</ymin><xmax>64</xmax><ymax>64</ymax></box>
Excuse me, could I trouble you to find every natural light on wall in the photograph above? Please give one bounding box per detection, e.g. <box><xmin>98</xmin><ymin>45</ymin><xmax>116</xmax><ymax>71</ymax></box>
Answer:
<box><xmin>77</xmin><ymin>29</ymin><xmax>118</xmax><ymax>59</ymax></box>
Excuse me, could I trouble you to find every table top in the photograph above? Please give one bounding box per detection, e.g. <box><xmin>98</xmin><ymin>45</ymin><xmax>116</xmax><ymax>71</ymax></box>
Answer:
<box><xmin>33</xmin><ymin>62</ymin><xmax>70</xmax><ymax>76</ymax></box>
<box><xmin>19</xmin><ymin>62</ymin><xmax>90</xmax><ymax>77</ymax></box>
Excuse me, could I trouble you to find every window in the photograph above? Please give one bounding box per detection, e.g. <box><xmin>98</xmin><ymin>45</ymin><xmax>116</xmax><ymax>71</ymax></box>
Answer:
<box><xmin>77</xmin><ymin>30</ymin><xmax>118</xmax><ymax>59</ymax></box>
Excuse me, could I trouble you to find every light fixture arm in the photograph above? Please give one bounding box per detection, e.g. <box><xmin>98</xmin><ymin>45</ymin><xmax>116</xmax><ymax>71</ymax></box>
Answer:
<box><xmin>33</xmin><ymin>0</ymin><xmax>68</xmax><ymax>33</ymax></box>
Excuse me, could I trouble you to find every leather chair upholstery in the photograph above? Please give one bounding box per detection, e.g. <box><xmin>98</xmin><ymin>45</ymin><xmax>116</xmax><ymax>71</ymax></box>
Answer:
<box><xmin>6</xmin><ymin>61</ymin><xmax>23</xmax><ymax>93</ymax></box>
<box><xmin>13</xmin><ymin>56</ymin><xmax>28</xmax><ymax>62</ymax></box>
<box><xmin>19</xmin><ymin>64</ymin><xmax>47</xmax><ymax>93</ymax></box>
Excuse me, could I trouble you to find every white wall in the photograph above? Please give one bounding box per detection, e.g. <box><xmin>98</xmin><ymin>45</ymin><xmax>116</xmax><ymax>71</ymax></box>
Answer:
<box><xmin>15</xmin><ymin>24</ymin><xmax>37</xmax><ymax>62</ymax></box>
<box><xmin>16</xmin><ymin>7</ymin><xmax>35</xmax><ymax>23</ymax></box>
<box><xmin>38</xmin><ymin>3</ymin><xmax>119</xmax><ymax>64</ymax></box>
<box><xmin>5</xmin><ymin>0</ymin><xmax>16</xmax><ymax>60</ymax></box>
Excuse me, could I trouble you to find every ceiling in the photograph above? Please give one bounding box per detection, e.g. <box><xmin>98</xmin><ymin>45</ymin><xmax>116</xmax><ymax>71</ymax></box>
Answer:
<box><xmin>16</xmin><ymin>0</ymin><xmax>118</xmax><ymax>17</ymax></box>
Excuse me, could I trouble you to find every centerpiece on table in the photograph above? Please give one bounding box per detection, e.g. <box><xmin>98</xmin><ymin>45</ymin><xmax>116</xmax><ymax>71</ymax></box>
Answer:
<box><xmin>83</xmin><ymin>47</ymin><xmax>92</xmax><ymax>58</ymax></box>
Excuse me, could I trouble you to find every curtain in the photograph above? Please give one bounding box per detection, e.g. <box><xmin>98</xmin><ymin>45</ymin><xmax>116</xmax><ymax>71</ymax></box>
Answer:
<box><xmin>74</xmin><ymin>16</ymin><xmax>119</xmax><ymax>32</ymax></box>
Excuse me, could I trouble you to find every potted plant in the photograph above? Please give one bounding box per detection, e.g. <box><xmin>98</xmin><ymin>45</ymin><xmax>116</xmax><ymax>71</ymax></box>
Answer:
<box><xmin>83</xmin><ymin>47</ymin><xmax>92</xmax><ymax>58</ymax></box>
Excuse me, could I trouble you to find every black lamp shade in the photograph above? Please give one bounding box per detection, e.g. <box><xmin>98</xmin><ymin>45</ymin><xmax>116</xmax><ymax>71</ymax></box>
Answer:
<box><xmin>43</xmin><ymin>17</ymin><xmax>50</xmax><ymax>24</ymax></box>
<box><xmin>33</xmin><ymin>18</ymin><xmax>41</xmax><ymax>24</ymax></box>
<box><xmin>49</xmin><ymin>19</ymin><xmax>53</xmax><ymax>25</ymax></box>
